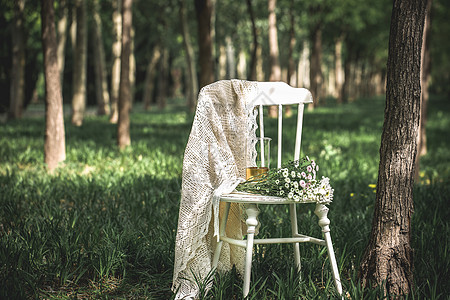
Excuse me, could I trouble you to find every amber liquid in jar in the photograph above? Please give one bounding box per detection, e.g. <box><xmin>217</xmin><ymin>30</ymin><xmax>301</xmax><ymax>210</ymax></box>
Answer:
<box><xmin>246</xmin><ymin>167</ymin><xmax>269</xmax><ymax>181</ymax></box>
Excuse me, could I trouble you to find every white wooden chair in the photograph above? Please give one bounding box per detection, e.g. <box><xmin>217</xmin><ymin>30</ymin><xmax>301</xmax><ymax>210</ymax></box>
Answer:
<box><xmin>212</xmin><ymin>81</ymin><xmax>343</xmax><ymax>298</ymax></box>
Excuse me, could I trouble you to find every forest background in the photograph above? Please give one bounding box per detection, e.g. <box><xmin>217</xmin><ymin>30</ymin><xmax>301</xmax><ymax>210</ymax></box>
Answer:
<box><xmin>1</xmin><ymin>0</ymin><xmax>450</xmax><ymax>298</ymax></box>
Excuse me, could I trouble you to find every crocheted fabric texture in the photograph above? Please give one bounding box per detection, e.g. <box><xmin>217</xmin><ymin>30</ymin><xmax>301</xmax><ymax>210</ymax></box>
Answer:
<box><xmin>172</xmin><ymin>80</ymin><xmax>258</xmax><ymax>299</ymax></box>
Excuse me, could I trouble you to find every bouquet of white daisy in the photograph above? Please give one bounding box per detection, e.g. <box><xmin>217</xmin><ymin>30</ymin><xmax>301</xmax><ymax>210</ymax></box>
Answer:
<box><xmin>236</xmin><ymin>157</ymin><xmax>334</xmax><ymax>204</ymax></box>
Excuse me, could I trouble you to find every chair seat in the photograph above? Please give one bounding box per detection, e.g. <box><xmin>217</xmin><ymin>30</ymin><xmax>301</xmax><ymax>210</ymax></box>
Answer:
<box><xmin>220</xmin><ymin>191</ymin><xmax>317</xmax><ymax>204</ymax></box>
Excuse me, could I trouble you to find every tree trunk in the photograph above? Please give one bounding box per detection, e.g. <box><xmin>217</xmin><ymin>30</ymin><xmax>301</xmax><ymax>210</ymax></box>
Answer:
<box><xmin>195</xmin><ymin>0</ymin><xmax>214</xmax><ymax>89</ymax></box>
<box><xmin>41</xmin><ymin>0</ymin><xmax>66</xmax><ymax>171</ymax></box>
<box><xmin>287</xmin><ymin>0</ymin><xmax>296</xmax><ymax>86</ymax></box>
<box><xmin>335</xmin><ymin>35</ymin><xmax>345</xmax><ymax>104</ymax></box>
<box><xmin>179</xmin><ymin>0</ymin><xmax>198</xmax><ymax>112</ymax></box>
<box><xmin>309</xmin><ymin>24</ymin><xmax>323</xmax><ymax>110</ymax></box>
<box><xmin>359</xmin><ymin>0</ymin><xmax>426</xmax><ymax>296</ymax></box>
<box><xmin>218</xmin><ymin>43</ymin><xmax>227</xmax><ymax>79</ymax></box>
<box><xmin>157</xmin><ymin>47</ymin><xmax>169</xmax><ymax>110</ymax></box>
<box><xmin>129</xmin><ymin>26</ymin><xmax>136</xmax><ymax>108</ymax></box>
<box><xmin>117</xmin><ymin>0</ymin><xmax>132</xmax><ymax>149</ymax></box>
<box><xmin>237</xmin><ymin>50</ymin><xmax>247</xmax><ymax>79</ymax></box>
<box><xmin>56</xmin><ymin>0</ymin><xmax>68</xmax><ymax>87</ymax></box>
<box><xmin>92</xmin><ymin>0</ymin><xmax>111</xmax><ymax>116</ymax></box>
<box><xmin>110</xmin><ymin>0</ymin><xmax>122</xmax><ymax>123</ymax></box>
<box><xmin>9</xmin><ymin>0</ymin><xmax>26</xmax><ymax>119</ymax></box>
<box><xmin>226</xmin><ymin>36</ymin><xmax>235</xmax><ymax>79</ymax></box>
<box><xmin>246</xmin><ymin>0</ymin><xmax>257</xmax><ymax>81</ymax></box>
<box><xmin>415</xmin><ymin>0</ymin><xmax>432</xmax><ymax>180</ymax></box>
<box><xmin>142</xmin><ymin>44</ymin><xmax>161</xmax><ymax>110</ymax></box>
<box><xmin>297</xmin><ymin>41</ymin><xmax>310</xmax><ymax>89</ymax></box>
<box><xmin>268</xmin><ymin>0</ymin><xmax>281</xmax><ymax>117</ymax></box>
<box><xmin>71</xmin><ymin>0</ymin><xmax>87</xmax><ymax>126</ymax></box>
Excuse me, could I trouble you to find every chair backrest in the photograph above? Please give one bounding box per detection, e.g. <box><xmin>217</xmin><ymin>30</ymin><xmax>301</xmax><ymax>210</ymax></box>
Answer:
<box><xmin>253</xmin><ymin>82</ymin><xmax>313</xmax><ymax>168</ymax></box>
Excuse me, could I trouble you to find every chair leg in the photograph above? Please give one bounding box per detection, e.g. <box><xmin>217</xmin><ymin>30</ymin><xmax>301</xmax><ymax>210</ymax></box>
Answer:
<box><xmin>289</xmin><ymin>203</ymin><xmax>302</xmax><ymax>272</ymax></box>
<box><xmin>212</xmin><ymin>202</ymin><xmax>231</xmax><ymax>268</ymax></box>
<box><xmin>243</xmin><ymin>204</ymin><xmax>259</xmax><ymax>298</ymax></box>
<box><xmin>314</xmin><ymin>204</ymin><xmax>343</xmax><ymax>297</ymax></box>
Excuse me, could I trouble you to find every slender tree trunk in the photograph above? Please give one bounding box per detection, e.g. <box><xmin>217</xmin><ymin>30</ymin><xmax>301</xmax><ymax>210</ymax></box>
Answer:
<box><xmin>297</xmin><ymin>41</ymin><xmax>310</xmax><ymax>89</ymax></box>
<box><xmin>268</xmin><ymin>0</ymin><xmax>281</xmax><ymax>117</ymax></box>
<box><xmin>157</xmin><ymin>47</ymin><xmax>169</xmax><ymax>109</ymax></box>
<box><xmin>117</xmin><ymin>0</ymin><xmax>132</xmax><ymax>149</ymax></box>
<box><xmin>56</xmin><ymin>0</ymin><xmax>68</xmax><ymax>87</ymax></box>
<box><xmin>143</xmin><ymin>44</ymin><xmax>161</xmax><ymax>110</ymax></box>
<box><xmin>9</xmin><ymin>0</ymin><xmax>26</xmax><ymax>119</ymax></box>
<box><xmin>92</xmin><ymin>0</ymin><xmax>111</xmax><ymax>116</ymax></box>
<box><xmin>129</xmin><ymin>26</ymin><xmax>136</xmax><ymax>107</ymax></box>
<box><xmin>41</xmin><ymin>0</ymin><xmax>66</xmax><ymax>171</ymax></box>
<box><xmin>335</xmin><ymin>35</ymin><xmax>345</xmax><ymax>104</ymax></box>
<box><xmin>268</xmin><ymin>0</ymin><xmax>281</xmax><ymax>82</ymax></box>
<box><xmin>246</xmin><ymin>0</ymin><xmax>258</xmax><ymax>81</ymax></box>
<box><xmin>287</xmin><ymin>0</ymin><xmax>296</xmax><ymax>86</ymax></box>
<box><xmin>218</xmin><ymin>43</ymin><xmax>227</xmax><ymax>79</ymax></box>
<box><xmin>226</xmin><ymin>36</ymin><xmax>235</xmax><ymax>78</ymax></box>
<box><xmin>309</xmin><ymin>24</ymin><xmax>323</xmax><ymax>110</ymax></box>
<box><xmin>110</xmin><ymin>0</ymin><xmax>122</xmax><ymax>123</ymax></box>
<box><xmin>71</xmin><ymin>0</ymin><xmax>87</xmax><ymax>126</ymax></box>
<box><xmin>179</xmin><ymin>0</ymin><xmax>198</xmax><ymax>112</ymax></box>
<box><xmin>415</xmin><ymin>0</ymin><xmax>432</xmax><ymax>180</ymax></box>
<box><xmin>195</xmin><ymin>0</ymin><xmax>214</xmax><ymax>89</ymax></box>
<box><xmin>359</xmin><ymin>0</ymin><xmax>426</xmax><ymax>296</ymax></box>
<box><xmin>237</xmin><ymin>50</ymin><xmax>247</xmax><ymax>79</ymax></box>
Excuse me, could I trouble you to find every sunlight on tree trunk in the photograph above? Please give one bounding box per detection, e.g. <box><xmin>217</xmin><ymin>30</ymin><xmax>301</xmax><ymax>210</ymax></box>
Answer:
<box><xmin>110</xmin><ymin>0</ymin><xmax>122</xmax><ymax>124</ymax></box>
<box><xmin>117</xmin><ymin>0</ymin><xmax>133</xmax><ymax>149</ymax></box>
<box><xmin>142</xmin><ymin>44</ymin><xmax>161</xmax><ymax>111</ymax></box>
<box><xmin>268</xmin><ymin>0</ymin><xmax>281</xmax><ymax>117</ymax></box>
<box><xmin>9</xmin><ymin>0</ymin><xmax>26</xmax><ymax>120</ymax></box>
<box><xmin>92</xmin><ymin>0</ymin><xmax>111</xmax><ymax>116</ymax></box>
<box><xmin>359</xmin><ymin>0</ymin><xmax>427</xmax><ymax>296</ymax></box>
<box><xmin>415</xmin><ymin>0</ymin><xmax>432</xmax><ymax>180</ymax></box>
<box><xmin>56</xmin><ymin>0</ymin><xmax>68</xmax><ymax>88</ymax></box>
<box><xmin>335</xmin><ymin>35</ymin><xmax>345</xmax><ymax>104</ymax></box>
<box><xmin>246</xmin><ymin>0</ymin><xmax>258</xmax><ymax>81</ymax></box>
<box><xmin>157</xmin><ymin>47</ymin><xmax>169</xmax><ymax>110</ymax></box>
<box><xmin>41</xmin><ymin>0</ymin><xmax>66</xmax><ymax>172</ymax></box>
<box><xmin>71</xmin><ymin>0</ymin><xmax>87</xmax><ymax>127</ymax></box>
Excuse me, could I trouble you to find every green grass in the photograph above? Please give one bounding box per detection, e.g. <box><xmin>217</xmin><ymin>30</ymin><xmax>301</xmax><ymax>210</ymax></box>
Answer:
<box><xmin>0</xmin><ymin>97</ymin><xmax>449</xmax><ymax>299</ymax></box>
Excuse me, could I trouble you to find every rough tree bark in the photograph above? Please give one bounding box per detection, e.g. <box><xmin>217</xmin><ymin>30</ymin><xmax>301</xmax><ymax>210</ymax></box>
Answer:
<box><xmin>41</xmin><ymin>0</ymin><xmax>66</xmax><ymax>171</ymax></box>
<box><xmin>71</xmin><ymin>0</ymin><xmax>87</xmax><ymax>126</ymax></box>
<box><xmin>110</xmin><ymin>0</ymin><xmax>122</xmax><ymax>123</ymax></box>
<box><xmin>195</xmin><ymin>0</ymin><xmax>214</xmax><ymax>89</ymax></box>
<box><xmin>179</xmin><ymin>0</ymin><xmax>198</xmax><ymax>112</ymax></box>
<box><xmin>9</xmin><ymin>0</ymin><xmax>26</xmax><ymax>119</ymax></box>
<box><xmin>359</xmin><ymin>0</ymin><xmax>427</xmax><ymax>296</ymax></box>
<box><xmin>117</xmin><ymin>0</ymin><xmax>132</xmax><ymax>149</ymax></box>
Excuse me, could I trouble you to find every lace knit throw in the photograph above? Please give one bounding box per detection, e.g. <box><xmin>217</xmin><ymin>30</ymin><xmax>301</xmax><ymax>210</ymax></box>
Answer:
<box><xmin>172</xmin><ymin>80</ymin><xmax>259</xmax><ymax>299</ymax></box>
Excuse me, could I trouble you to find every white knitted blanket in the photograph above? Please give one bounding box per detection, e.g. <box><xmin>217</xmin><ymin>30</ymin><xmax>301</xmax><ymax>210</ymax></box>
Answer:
<box><xmin>172</xmin><ymin>80</ymin><xmax>259</xmax><ymax>299</ymax></box>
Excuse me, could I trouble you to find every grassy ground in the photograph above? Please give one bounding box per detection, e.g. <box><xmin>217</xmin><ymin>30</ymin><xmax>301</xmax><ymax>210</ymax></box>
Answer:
<box><xmin>0</xmin><ymin>96</ymin><xmax>449</xmax><ymax>299</ymax></box>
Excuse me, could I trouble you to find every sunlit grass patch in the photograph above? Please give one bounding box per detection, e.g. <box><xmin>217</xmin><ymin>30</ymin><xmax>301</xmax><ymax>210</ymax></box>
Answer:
<box><xmin>0</xmin><ymin>96</ymin><xmax>449</xmax><ymax>298</ymax></box>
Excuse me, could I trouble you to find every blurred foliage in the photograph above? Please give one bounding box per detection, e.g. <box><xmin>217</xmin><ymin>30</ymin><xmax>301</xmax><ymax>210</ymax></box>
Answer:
<box><xmin>1</xmin><ymin>0</ymin><xmax>449</xmax><ymax>113</ymax></box>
